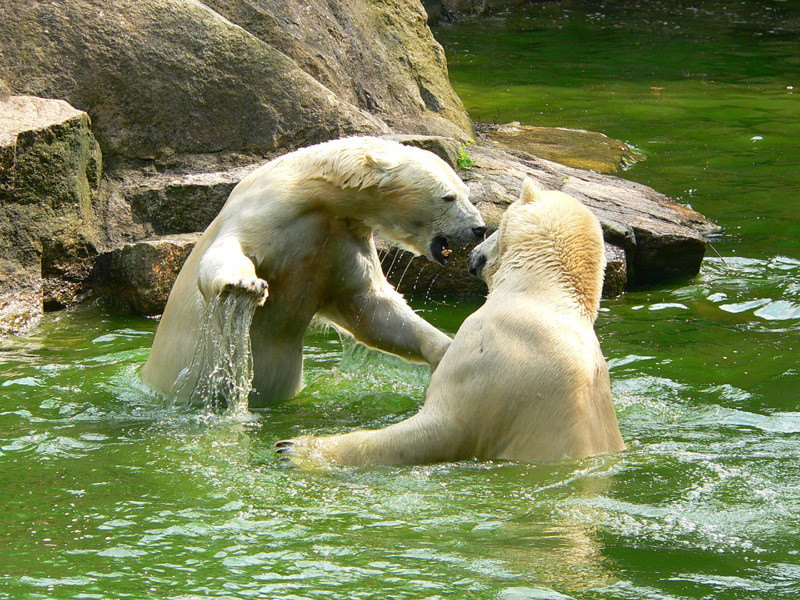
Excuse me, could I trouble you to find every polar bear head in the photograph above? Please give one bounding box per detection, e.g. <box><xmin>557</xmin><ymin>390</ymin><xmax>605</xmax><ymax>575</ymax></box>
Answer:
<box><xmin>313</xmin><ymin>137</ymin><xmax>486</xmax><ymax>264</ymax></box>
<box><xmin>468</xmin><ymin>178</ymin><xmax>606</xmax><ymax>322</ymax></box>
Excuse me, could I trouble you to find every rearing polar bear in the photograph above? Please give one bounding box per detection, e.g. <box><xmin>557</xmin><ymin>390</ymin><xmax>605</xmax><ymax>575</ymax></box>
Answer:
<box><xmin>141</xmin><ymin>137</ymin><xmax>486</xmax><ymax>407</ymax></box>
<box><xmin>277</xmin><ymin>178</ymin><xmax>625</xmax><ymax>465</ymax></box>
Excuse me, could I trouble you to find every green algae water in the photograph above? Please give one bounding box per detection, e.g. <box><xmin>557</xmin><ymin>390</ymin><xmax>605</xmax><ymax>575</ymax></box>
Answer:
<box><xmin>2</xmin><ymin>2</ymin><xmax>800</xmax><ymax>598</ymax></box>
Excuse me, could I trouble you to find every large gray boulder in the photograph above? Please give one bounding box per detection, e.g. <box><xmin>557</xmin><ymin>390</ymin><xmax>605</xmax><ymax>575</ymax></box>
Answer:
<box><xmin>203</xmin><ymin>0</ymin><xmax>473</xmax><ymax>139</ymax></box>
<box><xmin>0</xmin><ymin>95</ymin><xmax>103</xmax><ymax>334</ymax></box>
<box><xmin>0</xmin><ymin>0</ymin><xmax>470</xmax><ymax>160</ymax></box>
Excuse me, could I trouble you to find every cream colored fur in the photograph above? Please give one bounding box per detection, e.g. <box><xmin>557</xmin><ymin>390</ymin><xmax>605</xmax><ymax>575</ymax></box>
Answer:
<box><xmin>278</xmin><ymin>178</ymin><xmax>625</xmax><ymax>465</ymax></box>
<box><xmin>141</xmin><ymin>137</ymin><xmax>485</xmax><ymax>407</ymax></box>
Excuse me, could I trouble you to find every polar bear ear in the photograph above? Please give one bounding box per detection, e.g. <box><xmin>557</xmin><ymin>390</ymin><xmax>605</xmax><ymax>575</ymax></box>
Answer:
<box><xmin>520</xmin><ymin>178</ymin><xmax>544</xmax><ymax>204</ymax></box>
<box><xmin>365</xmin><ymin>151</ymin><xmax>401</xmax><ymax>172</ymax></box>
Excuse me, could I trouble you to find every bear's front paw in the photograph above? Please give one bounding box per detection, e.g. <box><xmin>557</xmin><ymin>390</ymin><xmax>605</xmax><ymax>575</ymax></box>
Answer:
<box><xmin>221</xmin><ymin>277</ymin><xmax>269</xmax><ymax>306</ymax></box>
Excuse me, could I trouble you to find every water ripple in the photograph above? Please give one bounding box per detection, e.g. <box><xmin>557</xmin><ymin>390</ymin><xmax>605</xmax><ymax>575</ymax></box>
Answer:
<box><xmin>703</xmin><ymin>256</ymin><xmax>800</xmax><ymax>325</ymax></box>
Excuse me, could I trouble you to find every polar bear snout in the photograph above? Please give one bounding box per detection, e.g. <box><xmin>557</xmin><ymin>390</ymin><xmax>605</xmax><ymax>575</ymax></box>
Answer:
<box><xmin>472</xmin><ymin>226</ymin><xmax>487</xmax><ymax>240</ymax></box>
<box><xmin>429</xmin><ymin>226</ymin><xmax>486</xmax><ymax>265</ymax></box>
<box><xmin>468</xmin><ymin>230</ymin><xmax>498</xmax><ymax>279</ymax></box>
<box><xmin>468</xmin><ymin>246</ymin><xmax>486</xmax><ymax>277</ymax></box>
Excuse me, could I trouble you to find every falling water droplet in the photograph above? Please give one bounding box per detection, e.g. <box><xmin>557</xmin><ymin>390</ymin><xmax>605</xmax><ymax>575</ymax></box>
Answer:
<box><xmin>425</xmin><ymin>272</ymin><xmax>441</xmax><ymax>300</ymax></box>
<box><xmin>394</xmin><ymin>252</ymin><xmax>417</xmax><ymax>292</ymax></box>
<box><xmin>385</xmin><ymin>249</ymin><xmax>404</xmax><ymax>279</ymax></box>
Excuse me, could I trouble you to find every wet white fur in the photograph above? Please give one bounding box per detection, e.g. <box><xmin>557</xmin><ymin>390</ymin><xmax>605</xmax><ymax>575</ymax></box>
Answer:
<box><xmin>141</xmin><ymin>137</ymin><xmax>485</xmax><ymax>406</ymax></box>
<box><xmin>281</xmin><ymin>178</ymin><xmax>625</xmax><ymax>465</ymax></box>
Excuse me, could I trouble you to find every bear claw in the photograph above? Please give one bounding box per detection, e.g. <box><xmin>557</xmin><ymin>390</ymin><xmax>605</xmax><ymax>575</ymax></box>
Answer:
<box><xmin>275</xmin><ymin>440</ymin><xmax>294</xmax><ymax>453</ymax></box>
<box><xmin>221</xmin><ymin>277</ymin><xmax>269</xmax><ymax>305</ymax></box>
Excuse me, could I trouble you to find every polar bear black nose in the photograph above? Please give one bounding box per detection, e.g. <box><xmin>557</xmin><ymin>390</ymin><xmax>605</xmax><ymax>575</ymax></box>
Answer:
<box><xmin>472</xmin><ymin>226</ymin><xmax>487</xmax><ymax>240</ymax></box>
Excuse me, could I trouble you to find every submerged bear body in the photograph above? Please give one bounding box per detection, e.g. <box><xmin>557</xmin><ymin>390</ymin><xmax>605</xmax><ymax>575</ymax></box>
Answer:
<box><xmin>278</xmin><ymin>178</ymin><xmax>625</xmax><ymax>465</ymax></box>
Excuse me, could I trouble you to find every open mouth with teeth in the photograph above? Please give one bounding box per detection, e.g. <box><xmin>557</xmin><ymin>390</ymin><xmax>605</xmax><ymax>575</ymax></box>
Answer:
<box><xmin>430</xmin><ymin>235</ymin><xmax>453</xmax><ymax>265</ymax></box>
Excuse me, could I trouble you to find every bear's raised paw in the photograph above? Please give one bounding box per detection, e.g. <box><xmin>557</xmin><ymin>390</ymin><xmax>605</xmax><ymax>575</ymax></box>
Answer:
<box><xmin>221</xmin><ymin>277</ymin><xmax>269</xmax><ymax>306</ymax></box>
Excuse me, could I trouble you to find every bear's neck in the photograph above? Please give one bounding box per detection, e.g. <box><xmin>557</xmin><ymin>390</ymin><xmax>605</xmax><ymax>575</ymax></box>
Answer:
<box><xmin>489</xmin><ymin>265</ymin><xmax>600</xmax><ymax>323</ymax></box>
<box><xmin>307</xmin><ymin>182</ymin><xmax>388</xmax><ymax>233</ymax></box>
<box><xmin>269</xmin><ymin>143</ymin><xmax>392</xmax><ymax>223</ymax></box>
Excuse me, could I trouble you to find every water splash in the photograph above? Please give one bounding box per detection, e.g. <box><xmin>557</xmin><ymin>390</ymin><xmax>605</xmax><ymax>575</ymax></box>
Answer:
<box><xmin>172</xmin><ymin>292</ymin><xmax>258</xmax><ymax>414</ymax></box>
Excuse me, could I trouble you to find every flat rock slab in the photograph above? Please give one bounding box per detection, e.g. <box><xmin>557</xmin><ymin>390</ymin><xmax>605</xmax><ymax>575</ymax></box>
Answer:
<box><xmin>463</xmin><ymin>141</ymin><xmax>718</xmax><ymax>287</ymax></box>
<box><xmin>0</xmin><ymin>96</ymin><xmax>85</xmax><ymax>145</ymax></box>
<box><xmin>380</xmin><ymin>135</ymin><xmax>715</xmax><ymax>295</ymax></box>
<box><xmin>120</xmin><ymin>165</ymin><xmax>260</xmax><ymax>236</ymax></box>
<box><xmin>479</xmin><ymin>122</ymin><xmax>644</xmax><ymax>174</ymax></box>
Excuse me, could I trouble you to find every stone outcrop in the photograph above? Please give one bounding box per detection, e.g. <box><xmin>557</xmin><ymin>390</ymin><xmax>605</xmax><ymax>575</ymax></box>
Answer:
<box><xmin>117</xmin><ymin>165</ymin><xmax>261</xmax><ymax>237</ymax></box>
<box><xmin>377</xmin><ymin>135</ymin><xmax>716</xmax><ymax>297</ymax></box>
<box><xmin>465</xmin><ymin>140</ymin><xmax>716</xmax><ymax>286</ymax></box>
<box><xmin>0</xmin><ymin>95</ymin><xmax>103</xmax><ymax>334</ymax></box>
<box><xmin>90</xmin><ymin>134</ymin><xmax>716</xmax><ymax>314</ymax></box>
<box><xmin>91</xmin><ymin>234</ymin><xmax>200</xmax><ymax>315</ymax></box>
<box><xmin>1</xmin><ymin>0</ymin><xmax>469</xmax><ymax>160</ymax></box>
<box><xmin>203</xmin><ymin>0</ymin><xmax>472</xmax><ymax>140</ymax></box>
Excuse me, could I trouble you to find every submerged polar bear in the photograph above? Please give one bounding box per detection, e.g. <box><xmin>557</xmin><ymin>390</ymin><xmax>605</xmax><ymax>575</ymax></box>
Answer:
<box><xmin>276</xmin><ymin>178</ymin><xmax>625</xmax><ymax>465</ymax></box>
<box><xmin>141</xmin><ymin>137</ymin><xmax>486</xmax><ymax>407</ymax></box>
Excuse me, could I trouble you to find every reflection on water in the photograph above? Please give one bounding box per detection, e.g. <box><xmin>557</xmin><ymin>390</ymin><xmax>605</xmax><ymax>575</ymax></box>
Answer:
<box><xmin>708</xmin><ymin>256</ymin><xmax>800</xmax><ymax>322</ymax></box>
<box><xmin>2</xmin><ymin>1</ymin><xmax>800</xmax><ymax>598</ymax></box>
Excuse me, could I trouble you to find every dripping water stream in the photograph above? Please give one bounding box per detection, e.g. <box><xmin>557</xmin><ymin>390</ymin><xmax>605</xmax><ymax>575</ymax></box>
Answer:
<box><xmin>172</xmin><ymin>292</ymin><xmax>259</xmax><ymax>414</ymax></box>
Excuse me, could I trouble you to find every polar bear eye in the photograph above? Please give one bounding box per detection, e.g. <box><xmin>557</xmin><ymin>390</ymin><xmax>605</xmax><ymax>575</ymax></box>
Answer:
<box><xmin>442</xmin><ymin>194</ymin><xmax>457</xmax><ymax>203</ymax></box>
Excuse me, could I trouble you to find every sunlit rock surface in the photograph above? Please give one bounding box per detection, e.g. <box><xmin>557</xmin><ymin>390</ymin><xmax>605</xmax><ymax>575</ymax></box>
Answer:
<box><xmin>479</xmin><ymin>122</ymin><xmax>644</xmax><ymax>174</ymax></box>
<box><xmin>0</xmin><ymin>0</ymin><xmax>469</xmax><ymax>159</ymax></box>
<box><xmin>0</xmin><ymin>96</ymin><xmax>103</xmax><ymax>334</ymax></box>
